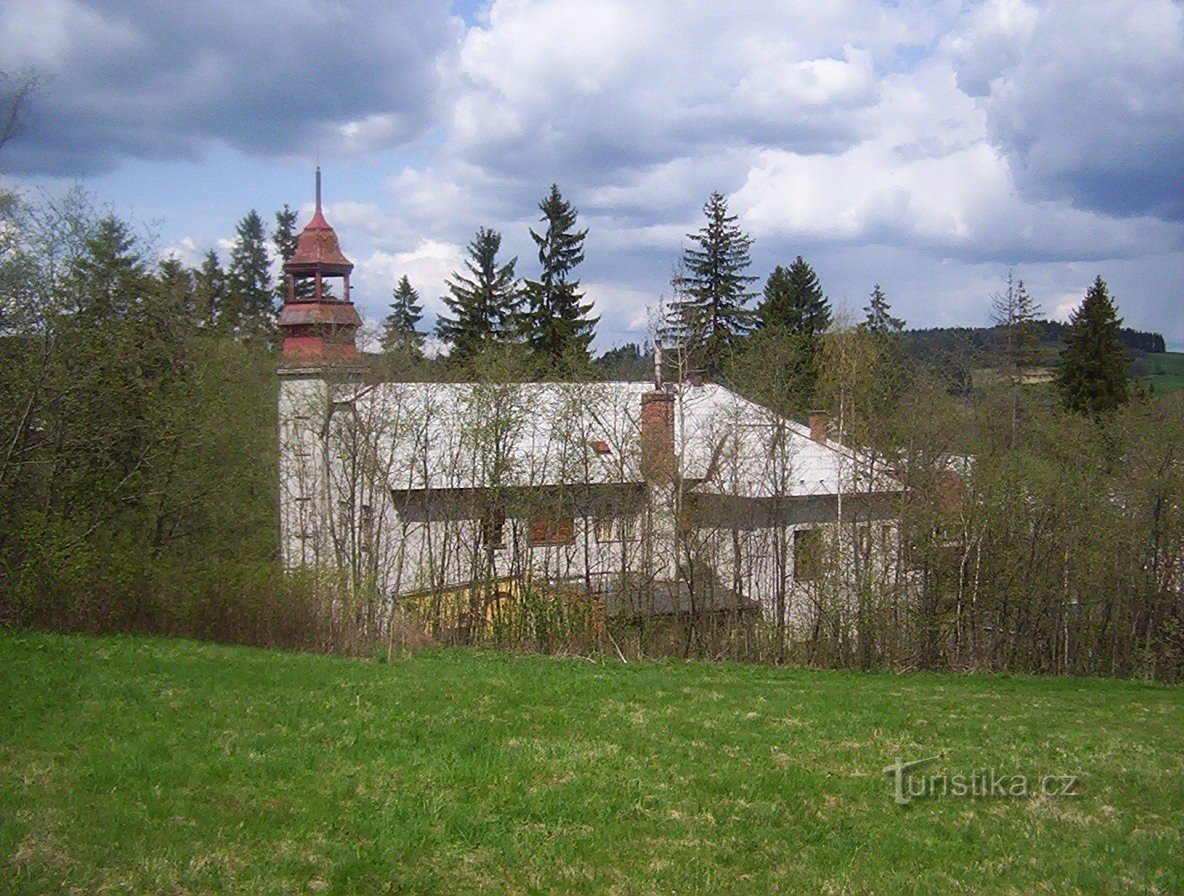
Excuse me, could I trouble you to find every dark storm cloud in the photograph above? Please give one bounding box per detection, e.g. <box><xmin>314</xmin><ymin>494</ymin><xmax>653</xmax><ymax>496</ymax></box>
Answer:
<box><xmin>948</xmin><ymin>0</ymin><xmax>1184</xmax><ymax>223</ymax></box>
<box><xmin>0</xmin><ymin>0</ymin><xmax>461</xmax><ymax>176</ymax></box>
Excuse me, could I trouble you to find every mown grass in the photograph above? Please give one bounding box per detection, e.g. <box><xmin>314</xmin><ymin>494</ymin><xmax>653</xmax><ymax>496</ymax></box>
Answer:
<box><xmin>1</xmin><ymin>631</ymin><xmax>1182</xmax><ymax>894</ymax></box>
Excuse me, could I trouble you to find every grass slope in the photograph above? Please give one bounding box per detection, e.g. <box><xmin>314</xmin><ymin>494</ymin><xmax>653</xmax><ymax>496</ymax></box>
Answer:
<box><xmin>2</xmin><ymin>632</ymin><xmax>1182</xmax><ymax>895</ymax></box>
<box><xmin>1140</xmin><ymin>351</ymin><xmax>1184</xmax><ymax>392</ymax></box>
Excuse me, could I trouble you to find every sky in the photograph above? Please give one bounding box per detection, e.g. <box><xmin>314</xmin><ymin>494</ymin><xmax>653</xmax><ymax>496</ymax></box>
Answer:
<box><xmin>2</xmin><ymin>0</ymin><xmax>1182</xmax><ymax>350</ymax></box>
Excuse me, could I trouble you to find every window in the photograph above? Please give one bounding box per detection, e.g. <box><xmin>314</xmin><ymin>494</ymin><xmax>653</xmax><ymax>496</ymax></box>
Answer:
<box><xmin>794</xmin><ymin>528</ymin><xmax>823</xmax><ymax>582</ymax></box>
<box><xmin>595</xmin><ymin>514</ymin><xmax>637</xmax><ymax>543</ymax></box>
<box><xmin>481</xmin><ymin>510</ymin><xmax>506</xmax><ymax>550</ymax></box>
<box><xmin>529</xmin><ymin>516</ymin><xmax>574</xmax><ymax>546</ymax></box>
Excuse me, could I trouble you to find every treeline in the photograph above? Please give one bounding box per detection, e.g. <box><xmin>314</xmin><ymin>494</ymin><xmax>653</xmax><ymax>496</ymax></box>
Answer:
<box><xmin>902</xmin><ymin>321</ymin><xmax>1166</xmax><ymax>361</ymax></box>
<box><xmin>0</xmin><ymin>189</ymin><xmax>330</xmax><ymax>647</ymax></box>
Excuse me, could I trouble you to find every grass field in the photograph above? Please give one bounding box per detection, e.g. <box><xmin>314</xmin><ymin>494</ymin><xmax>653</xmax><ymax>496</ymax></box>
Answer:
<box><xmin>2</xmin><ymin>632</ymin><xmax>1182</xmax><ymax>894</ymax></box>
<box><xmin>1139</xmin><ymin>350</ymin><xmax>1184</xmax><ymax>392</ymax></box>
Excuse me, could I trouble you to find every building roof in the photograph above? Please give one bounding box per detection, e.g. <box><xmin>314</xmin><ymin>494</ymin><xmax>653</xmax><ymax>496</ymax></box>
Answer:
<box><xmin>335</xmin><ymin>380</ymin><xmax>900</xmax><ymax>499</ymax></box>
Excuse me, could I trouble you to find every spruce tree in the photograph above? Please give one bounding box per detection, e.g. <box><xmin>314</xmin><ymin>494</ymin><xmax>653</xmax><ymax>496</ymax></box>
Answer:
<box><xmin>756</xmin><ymin>256</ymin><xmax>831</xmax><ymax>337</ymax></box>
<box><xmin>522</xmin><ymin>183</ymin><xmax>597</xmax><ymax>367</ymax></box>
<box><xmin>670</xmin><ymin>191</ymin><xmax>756</xmax><ymax>375</ymax></box>
<box><xmin>862</xmin><ymin>284</ymin><xmax>905</xmax><ymax>334</ymax></box>
<box><xmin>67</xmin><ymin>215</ymin><xmax>148</xmax><ymax>320</ymax></box>
<box><xmin>381</xmin><ymin>275</ymin><xmax>425</xmax><ymax>357</ymax></box>
<box><xmin>225</xmin><ymin>210</ymin><xmax>274</xmax><ymax>339</ymax></box>
<box><xmin>436</xmin><ymin>227</ymin><xmax>521</xmax><ymax>364</ymax></box>
<box><xmin>1056</xmin><ymin>276</ymin><xmax>1130</xmax><ymax>414</ymax></box>
<box><xmin>193</xmin><ymin>249</ymin><xmax>224</xmax><ymax>329</ymax></box>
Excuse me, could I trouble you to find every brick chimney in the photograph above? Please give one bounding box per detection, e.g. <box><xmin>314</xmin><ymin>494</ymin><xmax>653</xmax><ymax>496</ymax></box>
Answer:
<box><xmin>640</xmin><ymin>391</ymin><xmax>675</xmax><ymax>483</ymax></box>
<box><xmin>808</xmin><ymin>410</ymin><xmax>829</xmax><ymax>444</ymax></box>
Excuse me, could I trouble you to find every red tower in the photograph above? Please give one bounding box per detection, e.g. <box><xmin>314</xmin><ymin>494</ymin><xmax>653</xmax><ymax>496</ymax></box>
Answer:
<box><xmin>278</xmin><ymin>168</ymin><xmax>363</xmax><ymax>363</ymax></box>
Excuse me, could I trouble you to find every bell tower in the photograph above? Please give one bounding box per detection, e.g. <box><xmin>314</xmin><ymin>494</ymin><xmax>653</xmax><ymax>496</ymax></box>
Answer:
<box><xmin>277</xmin><ymin>167</ymin><xmax>363</xmax><ymax>363</ymax></box>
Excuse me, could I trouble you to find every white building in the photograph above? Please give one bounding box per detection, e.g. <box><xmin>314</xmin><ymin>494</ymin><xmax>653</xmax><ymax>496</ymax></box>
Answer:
<box><xmin>277</xmin><ymin>175</ymin><xmax>902</xmax><ymax>633</ymax></box>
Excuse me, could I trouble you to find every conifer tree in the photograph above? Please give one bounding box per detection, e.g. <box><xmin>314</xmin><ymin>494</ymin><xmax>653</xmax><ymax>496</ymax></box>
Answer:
<box><xmin>522</xmin><ymin>184</ymin><xmax>597</xmax><ymax>367</ymax></box>
<box><xmin>1056</xmin><ymin>275</ymin><xmax>1130</xmax><ymax>414</ymax></box>
<box><xmin>225</xmin><ymin>210</ymin><xmax>274</xmax><ymax>339</ymax></box>
<box><xmin>756</xmin><ymin>256</ymin><xmax>830</xmax><ymax>337</ymax></box>
<box><xmin>436</xmin><ymin>227</ymin><xmax>521</xmax><ymax>363</ymax></box>
<box><xmin>669</xmin><ymin>191</ymin><xmax>756</xmax><ymax>375</ymax></box>
<box><xmin>155</xmin><ymin>256</ymin><xmax>196</xmax><ymax>323</ymax></box>
<box><xmin>272</xmin><ymin>204</ymin><xmax>311</xmax><ymax>303</ymax></box>
<box><xmin>990</xmin><ymin>270</ymin><xmax>1042</xmax><ymax>446</ymax></box>
<box><xmin>381</xmin><ymin>275</ymin><xmax>425</xmax><ymax>357</ymax></box>
<box><xmin>193</xmin><ymin>249</ymin><xmax>224</xmax><ymax>329</ymax></box>
<box><xmin>862</xmin><ymin>284</ymin><xmax>905</xmax><ymax>334</ymax></box>
<box><xmin>991</xmin><ymin>270</ymin><xmax>1042</xmax><ymax>372</ymax></box>
<box><xmin>67</xmin><ymin>215</ymin><xmax>148</xmax><ymax>320</ymax></box>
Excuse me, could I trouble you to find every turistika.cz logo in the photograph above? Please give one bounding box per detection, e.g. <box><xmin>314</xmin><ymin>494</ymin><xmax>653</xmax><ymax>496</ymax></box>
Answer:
<box><xmin>882</xmin><ymin>756</ymin><xmax>1080</xmax><ymax>806</ymax></box>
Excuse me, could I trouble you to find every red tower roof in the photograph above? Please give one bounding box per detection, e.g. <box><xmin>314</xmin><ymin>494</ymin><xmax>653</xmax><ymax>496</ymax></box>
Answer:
<box><xmin>285</xmin><ymin>168</ymin><xmax>353</xmax><ymax>275</ymax></box>
<box><xmin>278</xmin><ymin>167</ymin><xmax>362</xmax><ymax>366</ymax></box>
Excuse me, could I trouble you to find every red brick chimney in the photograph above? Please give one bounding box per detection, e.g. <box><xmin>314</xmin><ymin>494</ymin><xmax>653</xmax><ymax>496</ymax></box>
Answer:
<box><xmin>808</xmin><ymin>410</ymin><xmax>829</xmax><ymax>444</ymax></box>
<box><xmin>640</xmin><ymin>391</ymin><xmax>675</xmax><ymax>483</ymax></box>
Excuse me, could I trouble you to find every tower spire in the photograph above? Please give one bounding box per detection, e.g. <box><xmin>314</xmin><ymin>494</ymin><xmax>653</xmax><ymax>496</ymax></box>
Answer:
<box><xmin>277</xmin><ymin>168</ymin><xmax>362</xmax><ymax>366</ymax></box>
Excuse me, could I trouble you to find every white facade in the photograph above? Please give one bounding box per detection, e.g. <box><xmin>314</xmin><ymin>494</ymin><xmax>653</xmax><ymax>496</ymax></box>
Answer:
<box><xmin>278</xmin><ymin>372</ymin><xmax>902</xmax><ymax>624</ymax></box>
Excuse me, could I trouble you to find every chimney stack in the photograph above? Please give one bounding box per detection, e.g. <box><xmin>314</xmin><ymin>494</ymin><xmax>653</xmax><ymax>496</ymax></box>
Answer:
<box><xmin>640</xmin><ymin>391</ymin><xmax>675</xmax><ymax>483</ymax></box>
<box><xmin>808</xmin><ymin>410</ymin><xmax>829</xmax><ymax>444</ymax></box>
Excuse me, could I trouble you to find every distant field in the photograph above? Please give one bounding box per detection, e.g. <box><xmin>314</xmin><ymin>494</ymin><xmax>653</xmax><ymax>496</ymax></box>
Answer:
<box><xmin>2</xmin><ymin>632</ymin><xmax>1182</xmax><ymax>895</ymax></box>
<box><xmin>1140</xmin><ymin>351</ymin><xmax>1184</xmax><ymax>392</ymax></box>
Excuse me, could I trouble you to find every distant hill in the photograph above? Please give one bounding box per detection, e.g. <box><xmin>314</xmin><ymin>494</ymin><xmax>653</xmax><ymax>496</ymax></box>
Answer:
<box><xmin>900</xmin><ymin>321</ymin><xmax>1165</xmax><ymax>361</ymax></box>
<box><xmin>900</xmin><ymin>322</ymin><xmax>1174</xmax><ymax>393</ymax></box>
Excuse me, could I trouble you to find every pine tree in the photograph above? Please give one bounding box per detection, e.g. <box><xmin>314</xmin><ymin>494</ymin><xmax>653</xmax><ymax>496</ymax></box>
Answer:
<box><xmin>381</xmin><ymin>275</ymin><xmax>425</xmax><ymax>357</ymax></box>
<box><xmin>1056</xmin><ymin>276</ymin><xmax>1130</xmax><ymax>415</ymax></box>
<box><xmin>862</xmin><ymin>284</ymin><xmax>905</xmax><ymax>334</ymax></box>
<box><xmin>225</xmin><ymin>210</ymin><xmax>274</xmax><ymax>339</ymax></box>
<box><xmin>436</xmin><ymin>227</ymin><xmax>521</xmax><ymax>363</ymax></box>
<box><xmin>273</xmin><ymin>204</ymin><xmax>311</xmax><ymax>303</ymax></box>
<box><xmin>669</xmin><ymin>191</ymin><xmax>756</xmax><ymax>375</ymax></box>
<box><xmin>522</xmin><ymin>184</ymin><xmax>597</xmax><ymax>367</ymax></box>
<box><xmin>756</xmin><ymin>256</ymin><xmax>831</xmax><ymax>337</ymax></box>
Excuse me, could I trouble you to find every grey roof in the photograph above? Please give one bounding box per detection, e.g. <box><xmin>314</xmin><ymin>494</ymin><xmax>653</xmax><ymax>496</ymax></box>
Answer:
<box><xmin>340</xmin><ymin>380</ymin><xmax>900</xmax><ymax>499</ymax></box>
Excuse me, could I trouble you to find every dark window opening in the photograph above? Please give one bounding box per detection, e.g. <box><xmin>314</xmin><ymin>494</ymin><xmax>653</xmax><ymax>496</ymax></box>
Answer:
<box><xmin>794</xmin><ymin>528</ymin><xmax>822</xmax><ymax>582</ymax></box>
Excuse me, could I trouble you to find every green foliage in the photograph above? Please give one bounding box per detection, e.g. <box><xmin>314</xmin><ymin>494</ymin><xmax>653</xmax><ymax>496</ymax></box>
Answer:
<box><xmin>436</xmin><ymin>226</ymin><xmax>522</xmax><ymax>366</ymax></box>
<box><xmin>0</xmin><ymin>195</ymin><xmax>280</xmax><ymax>639</ymax></box>
<box><xmin>1056</xmin><ymin>275</ymin><xmax>1130</xmax><ymax>414</ymax></box>
<box><xmin>595</xmin><ymin>341</ymin><xmax>653</xmax><ymax>380</ymax></box>
<box><xmin>380</xmin><ymin>274</ymin><xmax>425</xmax><ymax>358</ymax></box>
<box><xmin>755</xmin><ymin>256</ymin><xmax>830</xmax><ymax>337</ymax></box>
<box><xmin>3</xmin><ymin>631</ymin><xmax>1183</xmax><ymax>894</ymax></box>
<box><xmin>990</xmin><ymin>271</ymin><xmax>1042</xmax><ymax>371</ymax></box>
<box><xmin>669</xmin><ymin>191</ymin><xmax>757</xmax><ymax>375</ymax></box>
<box><xmin>272</xmin><ymin>204</ymin><xmax>311</xmax><ymax>303</ymax></box>
<box><xmin>225</xmin><ymin>209</ymin><xmax>275</xmax><ymax>340</ymax></box>
<box><xmin>522</xmin><ymin>183</ymin><xmax>598</xmax><ymax>371</ymax></box>
<box><xmin>862</xmin><ymin>283</ymin><xmax>904</xmax><ymax>334</ymax></box>
<box><xmin>192</xmin><ymin>249</ymin><xmax>223</xmax><ymax>328</ymax></box>
<box><xmin>726</xmin><ymin>326</ymin><xmax>820</xmax><ymax>418</ymax></box>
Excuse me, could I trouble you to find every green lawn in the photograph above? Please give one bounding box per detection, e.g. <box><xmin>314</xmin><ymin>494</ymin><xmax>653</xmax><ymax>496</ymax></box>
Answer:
<box><xmin>2</xmin><ymin>632</ymin><xmax>1181</xmax><ymax>894</ymax></box>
